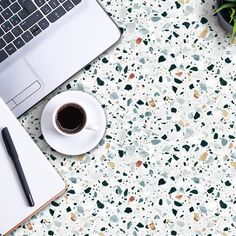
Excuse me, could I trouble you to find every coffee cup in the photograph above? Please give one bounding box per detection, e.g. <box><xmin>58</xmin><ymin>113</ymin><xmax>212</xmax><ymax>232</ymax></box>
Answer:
<box><xmin>52</xmin><ymin>102</ymin><xmax>98</xmax><ymax>136</ymax></box>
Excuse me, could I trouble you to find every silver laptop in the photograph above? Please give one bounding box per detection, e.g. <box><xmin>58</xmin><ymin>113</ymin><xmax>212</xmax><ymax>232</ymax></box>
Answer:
<box><xmin>0</xmin><ymin>0</ymin><xmax>121</xmax><ymax>117</ymax></box>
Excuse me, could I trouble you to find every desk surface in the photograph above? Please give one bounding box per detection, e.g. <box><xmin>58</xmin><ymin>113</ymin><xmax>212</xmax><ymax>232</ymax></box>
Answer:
<box><xmin>12</xmin><ymin>0</ymin><xmax>236</xmax><ymax>235</ymax></box>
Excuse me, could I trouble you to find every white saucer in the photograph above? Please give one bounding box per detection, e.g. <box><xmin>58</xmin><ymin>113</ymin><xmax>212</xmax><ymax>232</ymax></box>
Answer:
<box><xmin>40</xmin><ymin>91</ymin><xmax>106</xmax><ymax>155</ymax></box>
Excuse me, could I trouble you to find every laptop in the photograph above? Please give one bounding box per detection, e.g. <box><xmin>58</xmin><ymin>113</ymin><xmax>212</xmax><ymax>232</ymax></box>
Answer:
<box><xmin>0</xmin><ymin>0</ymin><xmax>121</xmax><ymax>117</ymax></box>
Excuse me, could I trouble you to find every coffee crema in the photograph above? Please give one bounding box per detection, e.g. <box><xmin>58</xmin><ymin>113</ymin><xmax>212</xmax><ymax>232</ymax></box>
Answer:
<box><xmin>55</xmin><ymin>103</ymin><xmax>86</xmax><ymax>134</ymax></box>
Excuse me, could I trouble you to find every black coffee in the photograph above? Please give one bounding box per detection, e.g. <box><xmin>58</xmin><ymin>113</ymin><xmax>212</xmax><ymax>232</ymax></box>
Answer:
<box><xmin>55</xmin><ymin>103</ymin><xmax>86</xmax><ymax>134</ymax></box>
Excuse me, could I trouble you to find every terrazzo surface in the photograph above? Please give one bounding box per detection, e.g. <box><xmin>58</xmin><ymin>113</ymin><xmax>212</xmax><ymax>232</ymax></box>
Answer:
<box><xmin>10</xmin><ymin>0</ymin><xmax>236</xmax><ymax>235</ymax></box>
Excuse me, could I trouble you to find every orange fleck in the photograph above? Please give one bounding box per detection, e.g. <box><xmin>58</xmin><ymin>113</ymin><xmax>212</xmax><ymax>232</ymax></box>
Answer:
<box><xmin>26</xmin><ymin>222</ymin><xmax>33</xmax><ymax>230</ymax></box>
<box><xmin>71</xmin><ymin>212</ymin><xmax>77</xmax><ymax>221</ymax></box>
<box><xmin>129</xmin><ymin>73</ymin><xmax>135</xmax><ymax>79</ymax></box>
<box><xmin>194</xmin><ymin>212</ymin><xmax>200</xmax><ymax>221</ymax></box>
<box><xmin>199</xmin><ymin>28</ymin><xmax>208</xmax><ymax>38</ymax></box>
<box><xmin>194</xmin><ymin>90</ymin><xmax>200</xmax><ymax>98</ymax></box>
<box><xmin>149</xmin><ymin>99</ymin><xmax>156</xmax><ymax>108</ymax></box>
<box><xmin>175</xmin><ymin>195</ymin><xmax>183</xmax><ymax>199</ymax></box>
<box><xmin>129</xmin><ymin>196</ymin><xmax>135</xmax><ymax>202</ymax></box>
<box><xmin>149</xmin><ymin>222</ymin><xmax>156</xmax><ymax>230</ymax></box>
<box><xmin>175</xmin><ymin>71</ymin><xmax>183</xmax><ymax>76</ymax></box>
<box><xmin>136</xmin><ymin>37</ymin><xmax>142</xmax><ymax>44</ymax></box>
<box><xmin>136</xmin><ymin>160</ymin><xmax>142</xmax><ymax>167</ymax></box>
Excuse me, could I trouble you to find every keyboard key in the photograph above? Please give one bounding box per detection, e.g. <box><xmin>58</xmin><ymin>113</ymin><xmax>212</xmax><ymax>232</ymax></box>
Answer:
<box><xmin>63</xmin><ymin>0</ymin><xmax>73</xmax><ymax>11</ymax></box>
<box><xmin>5</xmin><ymin>43</ymin><xmax>16</xmax><ymax>55</ymax></box>
<box><xmin>2</xmin><ymin>8</ymin><xmax>13</xmax><ymax>19</ymax></box>
<box><xmin>0</xmin><ymin>0</ymin><xmax>11</xmax><ymax>9</ymax></box>
<box><xmin>22</xmin><ymin>30</ymin><xmax>32</xmax><ymax>42</ymax></box>
<box><xmin>0</xmin><ymin>38</ymin><xmax>6</xmax><ymax>49</ymax></box>
<box><xmin>0</xmin><ymin>14</ymin><xmax>3</xmax><ymax>24</ymax></box>
<box><xmin>3</xmin><ymin>31</ymin><xmax>14</xmax><ymax>42</ymax></box>
<box><xmin>71</xmin><ymin>0</ymin><xmax>80</xmax><ymax>5</ymax></box>
<box><xmin>38</xmin><ymin>18</ymin><xmax>49</xmax><ymax>29</ymax></box>
<box><xmin>34</xmin><ymin>0</ymin><xmax>45</xmax><ymax>7</ymax></box>
<box><xmin>48</xmin><ymin>0</ymin><xmax>59</xmax><ymax>9</ymax></box>
<box><xmin>0</xmin><ymin>27</ymin><xmax>4</xmax><ymax>36</ymax></box>
<box><xmin>18</xmin><ymin>0</ymin><xmax>37</xmax><ymax>14</ymax></box>
<box><xmin>20</xmin><ymin>10</ymin><xmax>43</xmax><ymax>30</ymax></box>
<box><xmin>0</xmin><ymin>49</ymin><xmax>7</xmax><ymax>62</ymax></box>
<box><xmin>1</xmin><ymin>20</ymin><xmax>12</xmax><ymax>32</ymax></box>
<box><xmin>59</xmin><ymin>0</ymin><xmax>65</xmax><ymax>3</ymax></box>
<box><xmin>30</xmin><ymin>24</ymin><xmax>41</xmax><ymax>36</ymax></box>
<box><xmin>18</xmin><ymin>8</ymin><xmax>29</xmax><ymax>19</ymax></box>
<box><xmin>40</xmin><ymin>4</ymin><xmax>51</xmax><ymax>15</ymax></box>
<box><xmin>13</xmin><ymin>36</ymin><xmax>24</xmax><ymax>48</ymax></box>
<box><xmin>0</xmin><ymin>5</ymin><xmax>2</xmax><ymax>11</ymax></box>
<box><xmin>47</xmin><ymin>6</ymin><xmax>65</xmax><ymax>23</ymax></box>
<box><xmin>12</xmin><ymin>25</ymin><xmax>23</xmax><ymax>36</ymax></box>
<box><xmin>10</xmin><ymin>15</ymin><xmax>21</xmax><ymax>26</ymax></box>
<box><xmin>10</xmin><ymin>0</ymin><xmax>16</xmax><ymax>2</ymax></box>
<box><xmin>10</xmin><ymin>2</ymin><xmax>21</xmax><ymax>13</ymax></box>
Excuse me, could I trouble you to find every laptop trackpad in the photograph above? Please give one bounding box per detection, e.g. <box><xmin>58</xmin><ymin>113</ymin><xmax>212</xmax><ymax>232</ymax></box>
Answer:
<box><xmin>0</xmin><ymin>58</ymin><xmax>42</xmax><ymax>108</ymax></box>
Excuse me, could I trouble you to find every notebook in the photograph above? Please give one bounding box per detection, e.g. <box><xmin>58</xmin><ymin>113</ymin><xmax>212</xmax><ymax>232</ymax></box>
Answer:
<box><xmin>0</xmin><ymin>98</ymin><xmax>66</xmax><ymax>236</ymax></box>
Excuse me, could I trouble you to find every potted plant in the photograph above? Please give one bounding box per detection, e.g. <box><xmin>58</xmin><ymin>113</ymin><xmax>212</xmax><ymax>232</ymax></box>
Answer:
<box><xmin>214</xmin><ymin>0</ymin><xmax>236</xmax><ymax>43</ymax></box>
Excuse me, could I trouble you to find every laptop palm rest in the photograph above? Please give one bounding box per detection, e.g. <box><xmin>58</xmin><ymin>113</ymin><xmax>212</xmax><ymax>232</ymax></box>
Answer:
<box><xmin>0</xmin><ymin>58</ymin><xmax>42</xmax><ymax>109</ymax></box>
<box><xmin>24</xmin><ymin>1</ymin><xmax>121</xmax><ymax>87</ymax></box>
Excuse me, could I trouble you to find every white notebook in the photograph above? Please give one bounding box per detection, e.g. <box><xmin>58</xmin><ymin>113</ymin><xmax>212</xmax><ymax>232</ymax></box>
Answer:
<box><xmin>0</xmin><ymin>98</ymin><xmax>66</xmax><ymax>236</ymax></box>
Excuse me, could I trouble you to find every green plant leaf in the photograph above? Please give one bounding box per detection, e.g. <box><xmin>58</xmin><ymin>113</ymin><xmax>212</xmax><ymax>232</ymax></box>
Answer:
<box><xmin>225</xmin><ymin>0</ymin><xmax>236</xmax><ymax>2</ymax></box>
<box><xmin>230</xmin><ymin>8</ymin><xmax>236</xmax><ymax>23</ymax></box>
<box><xmin>230</xmin><ymin>17</ymin><xmax>236</xmax><ymax>44</ymax></box>
<box><xmin>213</xmin><ymin>3</ymin><xmax>236</xmax><ymax>14</ymax></box>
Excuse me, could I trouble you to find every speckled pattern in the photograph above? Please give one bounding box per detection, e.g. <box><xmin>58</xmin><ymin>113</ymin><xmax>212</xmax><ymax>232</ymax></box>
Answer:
<box><xmin>10</xmin><ymin>0</ymin><xmax>236</xmax><ymax>235</ymax></box>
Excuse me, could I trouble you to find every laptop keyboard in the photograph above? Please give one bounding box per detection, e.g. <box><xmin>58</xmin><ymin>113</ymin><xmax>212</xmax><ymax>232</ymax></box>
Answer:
<box><xmin>0</xmin><ymin>0</ymin><xmax>81</xmax><ymax>63</ymax></box>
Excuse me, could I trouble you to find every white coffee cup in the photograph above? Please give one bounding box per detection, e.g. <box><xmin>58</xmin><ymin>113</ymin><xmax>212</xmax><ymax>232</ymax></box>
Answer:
<box><xmin>52</xmin><ymin>102</ymin><xmax>98</xmax><ymax>136</ymax></box>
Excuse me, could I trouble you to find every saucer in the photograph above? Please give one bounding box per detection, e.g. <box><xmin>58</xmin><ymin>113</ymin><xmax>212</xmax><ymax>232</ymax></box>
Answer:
<box><xmin>40</xmin><ymin>91</ymin><xmax>106</xmax><ymax>155</ymax></box>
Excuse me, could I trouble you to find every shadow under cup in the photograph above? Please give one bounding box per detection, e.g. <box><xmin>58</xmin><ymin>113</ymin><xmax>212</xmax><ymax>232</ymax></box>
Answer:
<box><xmin>55</xmin><ymin>103</ymin><xmax>87</xmax><ymax>135</ymax></box>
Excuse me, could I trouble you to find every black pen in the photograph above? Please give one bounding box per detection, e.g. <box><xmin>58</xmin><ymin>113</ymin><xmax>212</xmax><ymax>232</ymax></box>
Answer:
<box><xmin>1</xmin><ymin>127</ymin><xmax>35</xmax><ymax>207</ymax></box>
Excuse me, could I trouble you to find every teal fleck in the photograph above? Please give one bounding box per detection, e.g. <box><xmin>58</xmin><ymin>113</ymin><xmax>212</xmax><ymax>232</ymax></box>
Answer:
<box><xmin>97</xmin><ymin>200</ymin><xmax>104</xmax><ymax>209</ymax></box>
<box><xmin>97</xmin><ymin>78</ymin><xmax>105</xmax><ymax>86</ymax></box>
<box><xmin>169</xmin><ymin>187</ymin><xmax>177</xmax><ymax>194</ymax></box>
<box><xmin>124</xmin><ymin>84</ymin><xmax>132</xmax><ymax>90</ymax></box>
<box><xmin>200</xmin><ymin>206</ymin><xmax>207</xmax><ymax>213</ymax></box>
<box><xmin>151</xmin><ymin>139</ymin><xmax>161</xmax><ymax>145</ymax></box>
<box><xmin>116</xmin><ymin>186</ymin><xmax>122</xmax><ymax>195</ymax></box>
<box><xmin>69</xmin><ymin>177</ymin><xmax>77</xmax><ymax>184</ymax></box>
<box><xmin>127</xmin><ymin>221</ymin><xmax>132</xmax><ymax>229</ymax></box>
<box><xmin>77</xmin><ymin>206</ymin><xmax>84</xmax><ymax>214</ymax></box>
<box><xmin>67</xmin><ymin>189</ymin><xmax>75</xmax><ymax>194</ymax></box>
<box><xmin>102</xmin><ymin>58</ymin><xmax>108</xmax><ymax>63</ymax></box>
<box><xmin>174</xmin><ymin>201</ymin><xmax>183</xmax><ymax>207</ymax></box>
<box><xmin>219</xmin><ymin>200</ymin><xmax>227</xmax><ymax>209</ymax></box>
<box><xmin>220</xmin><ymin>77</ymin><xmax>227</xmax><ymax>86</ymax></box>
<box><xmin>102</xmin><ymin>180</ymin><xmax>108</xmax><ymax>186</ymax></box>
<box><xmin>158</xmin><ymin>55</ymin><xmax>166</xmax><ymax>63</ymax></box>
<box><xmin>116</xmin><ymin>63</ymin><xmax>122</xmax><ymax>72</ymax></box>
<box><xmin>194</xmin><ymin>112</ymin><xmax>200</xmax><ymax>119</ymax></box>
<box><xmin>48</xmin><ymin>231</ymin><xmax>54</xmax><ymax>236</ymax></box>
<box><xmin>158</xmin><ymin>178</ymin><xmax>166</xmax><ymax>185</ymax></box>
<box><xmin>84</xmin><ymin>187</ymin><xmax>91</xmax><ymax>193</ymax></box>
<box><xmin>221</xmin><ymin>138</ymin><xmax>228</xmax><ymax>146</ymax></box>
<box><xmin>151</xmin><ymin>16</ymin><xmax>161</xmax><ymax>22</ymax></box>
<box><xmin>139</xmin><ymin>28</ymin><xmax>149</xmax><ymax>34</ymax></box>
<box><xmin>124</xmin><ymin>207</ymin><xmax>132</xmax><ymax>213</ymax></box>
<box><xmin>110</xmin><ymin>92</ymin><xmax>119</xmax><ymax>99</ymax></box>
<box><xmin>110</xmin><ymin>215</ymin><xmax>119</xmax><ymax>222</ymax></box>
<box><xmin>192</xmin><ymin>54</ymin><xmax>200</xmax><ymax>60</ymax></box>
<box><xmin>139</xmin><ymin>181</ymin><xmax>145</xmax><ymax>187</ymax></box>
<box><xmin>192</xmin><ymin>177</ymin><xmax>200</xmax><ymax>184</ymax></box>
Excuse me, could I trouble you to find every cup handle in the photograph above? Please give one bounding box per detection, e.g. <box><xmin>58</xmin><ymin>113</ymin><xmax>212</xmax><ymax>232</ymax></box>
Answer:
<box><xmin>85</xmin><ymin>124</ymin><xmax>98</xmax><ymax>131</ymax></box>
